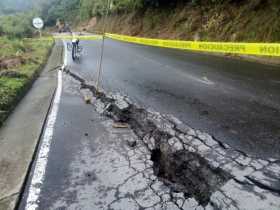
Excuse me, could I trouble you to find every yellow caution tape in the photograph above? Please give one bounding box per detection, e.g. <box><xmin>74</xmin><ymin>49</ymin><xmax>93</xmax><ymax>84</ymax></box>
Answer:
<box><xmin>105</xmin><ymin>33</ymin><xmax>280</xmax><ymax>57</ymax></box>
<box><xmin>24</xmin><ymin>33</ymin><xmax>280</xmax><ymax>57</ymax></box>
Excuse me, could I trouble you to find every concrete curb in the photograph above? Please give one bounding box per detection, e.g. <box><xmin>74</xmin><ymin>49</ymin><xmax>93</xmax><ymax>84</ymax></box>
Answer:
<box><xmin>0</xmin><ymin>41</ymin><xmax>64</xmax><ymax>210</ymax></box>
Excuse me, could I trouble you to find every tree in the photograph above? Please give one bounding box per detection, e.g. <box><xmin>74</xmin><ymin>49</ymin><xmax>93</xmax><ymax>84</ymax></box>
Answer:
<box><xmin>0</xmin><ymin>12</ymin><xmax>34</xmax><ymax>38</ymax></box>
<box><xmin>80</xmin><ymin>0</ymin><xmax>95</xmax><ymax>21</ymax></box>
<box><xmin>40</xmin><ymin>0</ymin><xmax>80</xmax><ymax>26</ymax></box>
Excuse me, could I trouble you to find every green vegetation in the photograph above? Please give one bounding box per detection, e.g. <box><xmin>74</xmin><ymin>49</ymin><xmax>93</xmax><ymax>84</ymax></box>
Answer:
<box><xmin>68</xmin><ymin>0</ymin><xmax>280</xmax><ymax>21</ymax></box>
<box><xmin>0</xmin><ymin>12</ymin><xmax>35</xmax><ymax>38</ymax></box>
<box><xmin>0</xmin><ymin>37</ymin><xmax>53</xmax><ymax>125</ymax></box>
<box><xmin>40</xmin><ymin>0</ymin><xmax>80</xmax><ymax>26</ymax></box>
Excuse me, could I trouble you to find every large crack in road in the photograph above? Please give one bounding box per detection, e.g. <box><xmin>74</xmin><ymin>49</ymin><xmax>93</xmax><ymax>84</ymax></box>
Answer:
<box><xmin>65</xmin><ymin>69</ymin><xmax>280</xmax><ymax>210</ymax></box>
<box><xmin>151</xmin><ymin>149</ymin><xmax>231</xmax><ymax>206</ymax></box>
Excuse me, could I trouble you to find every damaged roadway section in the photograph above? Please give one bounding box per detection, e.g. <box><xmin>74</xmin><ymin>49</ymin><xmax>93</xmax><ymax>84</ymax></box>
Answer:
<box><xmin>66</xmin><ymin>69</ymin><xmax>280</xmax><ymax>210</ymax></box>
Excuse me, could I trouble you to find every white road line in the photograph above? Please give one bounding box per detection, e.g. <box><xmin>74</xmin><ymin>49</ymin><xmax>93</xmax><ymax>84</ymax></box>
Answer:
<box><xmin>25</xmin><ymin>42</ymin><xmax>67</xmax><ymax>210</ymax></box>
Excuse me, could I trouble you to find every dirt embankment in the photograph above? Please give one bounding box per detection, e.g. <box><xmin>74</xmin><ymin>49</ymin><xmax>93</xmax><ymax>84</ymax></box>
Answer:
<box><xmin>94</xmin><ymin>1</ymin><xmax>280</xmax><ymax>42</ymax></box>
<box><xmin>81</xmin><ymin>0</ymin><xmax>280</xmax><ymax>65</ymax></box>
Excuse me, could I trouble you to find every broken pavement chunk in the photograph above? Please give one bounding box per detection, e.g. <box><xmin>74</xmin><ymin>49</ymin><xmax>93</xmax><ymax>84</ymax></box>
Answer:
<box><xmin>84</xmin><ymin>96</ymin><xmax>91</xmax><ymax>104</ymax></box>
<box><xmin>114</xmin><ymin>94</ymin><xmax>130</xmax><ymax>110</ymax></box>
<box><xmin>112</xmin><ymin>122</ymin><xmax>129</xmax><ymax>129</ymax></box>
<box><xmin>127</xmin><ymin>139</ymin><xmax>137</xmax><ymax>148</ymax></box>
<box><xmin>81</xmin><ymin>89</ymin><xmax>93</xmax><ymax>104</ymax></box>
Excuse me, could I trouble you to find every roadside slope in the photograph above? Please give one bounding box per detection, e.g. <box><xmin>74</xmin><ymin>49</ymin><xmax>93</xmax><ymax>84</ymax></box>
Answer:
<box><xmin>0</xmin><ymin>38</ymin><xmax>54</xmax><ymax>126</ymax></box>
<box><xmin>92</xmin><ymin>1</ymin><xmax>280</xmax><ymax>43</ymax></box>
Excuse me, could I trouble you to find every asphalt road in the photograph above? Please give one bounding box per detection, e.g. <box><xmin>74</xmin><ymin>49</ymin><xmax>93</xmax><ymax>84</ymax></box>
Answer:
<box><xmin>70</xmin><ymin>38</ymin><xmax>280</xmax><ymax>159</ymax></box>
<box><xmin>21</xmin><ymin>72</ymin><xmax>197</xmax><ymax>210</ymax></box>
<box><xmin>18</xmin><ymin>39</ymin><xmax>280</xmax><ymax>210</ymax></box>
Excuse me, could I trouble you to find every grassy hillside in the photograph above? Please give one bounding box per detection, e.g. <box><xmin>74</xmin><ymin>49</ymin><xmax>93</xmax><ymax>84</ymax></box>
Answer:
<box><xmin>0</xmin><ymin>37</ymin><xmax>53</xmax><ymax>125</ymax></box>
<box><xmin>87</xmin><ymin>0</ymin><xmax>280</xmax><ymax>43</ymax></box>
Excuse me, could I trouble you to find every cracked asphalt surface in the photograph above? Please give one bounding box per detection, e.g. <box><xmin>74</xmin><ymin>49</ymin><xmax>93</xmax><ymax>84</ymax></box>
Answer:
<box><xmin>19</xmin><ymin>39</ymin><xmax>280</xmax><ymax>209</ymax></box>
<box><xmin>19</xmin><ymin>74</ymin><xmax>202</xmax><ymax>210</ymax></box>
<box><xmin>20</xmin><ymin>72</ymin><xmax>280</xmax><ymax>210</ymax></box>
<box><xmin>69</xmin><ymin>39</ymin><xmax>280</xmax><ymax>159</ymax></box>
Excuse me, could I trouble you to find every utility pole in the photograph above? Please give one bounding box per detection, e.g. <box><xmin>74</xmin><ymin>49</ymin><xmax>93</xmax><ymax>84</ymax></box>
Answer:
<box><xmin>96</xmin><ymin>0</ymin><xmax>111</xmax><ymax>93</ymax></box>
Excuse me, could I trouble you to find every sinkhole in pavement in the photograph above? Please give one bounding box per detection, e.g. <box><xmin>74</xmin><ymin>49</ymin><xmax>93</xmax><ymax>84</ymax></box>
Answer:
<box><xmin>151</xmin><ymin>146</ymin><xmax>231</xmax><ymax>206</ymax></box>
<box><xmin>67</xmin><ymin>70</ymin><xmax>232</xmax><ymax>207</ymax></box>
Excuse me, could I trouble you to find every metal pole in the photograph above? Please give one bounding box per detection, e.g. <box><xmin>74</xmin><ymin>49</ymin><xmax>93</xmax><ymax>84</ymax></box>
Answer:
<box><xmin>96</xmin><ymin>0</ymin><xmax>111</xmax><ymax>93</ymax></box>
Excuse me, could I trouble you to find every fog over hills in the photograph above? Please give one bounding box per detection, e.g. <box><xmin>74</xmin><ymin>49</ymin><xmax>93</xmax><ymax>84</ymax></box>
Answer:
<box><xmin>0</xmin><ymin>0</ymin><xmax>33</xmax><ymax>14</ymax></box>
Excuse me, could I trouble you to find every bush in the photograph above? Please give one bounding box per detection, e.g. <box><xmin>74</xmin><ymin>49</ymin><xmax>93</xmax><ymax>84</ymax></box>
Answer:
<box><xmin>0</xmin><ymin>12</ymin><xmax>34</xmax><ymax>38</ymax></box>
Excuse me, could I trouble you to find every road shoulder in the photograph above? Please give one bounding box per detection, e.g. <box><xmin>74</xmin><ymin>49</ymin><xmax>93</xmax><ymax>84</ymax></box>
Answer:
<box><xmin>0</xmin><ymin>41</ymin><xmax>64</xmax><ymax>210</ymax></box>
